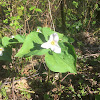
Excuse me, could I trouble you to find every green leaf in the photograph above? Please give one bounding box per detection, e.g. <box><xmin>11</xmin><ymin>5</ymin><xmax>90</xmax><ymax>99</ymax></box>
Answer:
<box><xmin>42</xmin><ymin>27</ymin><xmax>54</xmax><ymax>41</ymax></box>
<box><xmin>92</xmin><ymin>21</ymin><xmax>96</xmax><ymax>25</ymax></box>
<box><xmin>15</xmin><ymin>31</ymin><xmax>43</xmax><ymax>57</ymax></box>
<box><xmin>42</xmin><ymin>27</ymin><xmax>63</xmax><ymax>41</ymax></box>
<box><xmin>3</xmin><ymin>19</ymin><xmax>8</xmax><ymax>24</ymax></box>
<box><xmin>0</xmin><ymin>38</ymin><xmax>2</xmax><ymax>44</ymax></box>
<box><xmin>0</xmin><ymin>47</ymin><xmax>12</xmax><ymax>62</ymax></box>
<box><xmin>69</xmin><ymin>86</ymin><xmax>75</xmax><ymax>92</ymax></box>
<box><xmin>95</xmin><ymin>4</ymin><xmax>98</xmax><ymax>9</ymax></box>
<box><xmin>72</xmin><ymin>1</ymin><xmax>78</xmax><ymax>8</ymax></box>
<box><xmin>21</xmin><ymin>6</ymin><xmax>24</xmax><ymax>10</ymax></box>
<box><xmin>95</xmin><ymin>95</ymin><xmax>100</xmax><ymax>100</ymax></box>
<box><xmin>2</xmin><ymin>37</ymin><xmax>10</xmax><ymax>47</ymax></box>
<box><xmin>2</xmin><ymin>35</ymin><xmax>24</xmax><ymax>47</ymax></box>
<box><xmin>35</xmin><ymin>8</ymin><xmax>42</xmax><ymax>12</ymax></box>
<box><xmin>45</xmin><ymin>43</ymin><xmax>76</xmax><ymax>73</ymax></box>
<box><xmin>25</xmin><ymin>48</ymin><xmax>49</xmax><ymax>57</ymax></box>
<box><xmin>14</xmin><ymin>34</ymin><xmax>25</xmax><ymax>43</ymax></box>
<box><xmin>17</xmin><ymin>7</ymin><xmax>23</xmax><ymax>16</ymax></box>
<box><xmin>29</xmin><ymin>6</ymin><xmax>36</xmax><ymax>11</ymax></box>
<box><xmin>61</xmin><ymin>36</ymin><xmax>75</xmax><ymax>43</ymax></box>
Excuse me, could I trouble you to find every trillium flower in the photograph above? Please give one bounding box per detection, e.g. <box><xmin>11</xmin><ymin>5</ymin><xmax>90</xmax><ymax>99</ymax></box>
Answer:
<box><xmin>41</xmin><ymin>33</ymin><xmax>61</xmax><ymax>53</ymax></box>
<box><xmin>11</xmin><ymin>35</ymin><xmax>15</xmax><ymax>39</ymax></box>
<box><xmin>0</xmin><ymin>47</ymin><xmax>4</xmax><ymax>56</ymax></box>
<box><xmin>36</xmin><ymin>28</ymin><xmax>42</xmax><ymax>33</ymax></box>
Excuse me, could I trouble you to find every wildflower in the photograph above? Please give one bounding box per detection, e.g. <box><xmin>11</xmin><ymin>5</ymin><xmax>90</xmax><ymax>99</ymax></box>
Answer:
<box><xmin>41</xmin><ymin>33</ymin><xmax>61</xmax><ymax>53</ymax></box>
<box><xmin>76</xmin><ymin>26</ymin><xmax>79</xmax><ymax>29</ymax></box>
<box><xmin>36</xmin><ymin>28</ymin><xmax>42</xmax><ymax>33</ymax></box>
<box><xmin>0</xmin><ymin>47</ymin><xmax>4</xmax><ymax>56</ymax></box>
<box><xmin>11</xmin><ymin>35</ymin><xmax>15</xmax><ymax>39</ymax></box>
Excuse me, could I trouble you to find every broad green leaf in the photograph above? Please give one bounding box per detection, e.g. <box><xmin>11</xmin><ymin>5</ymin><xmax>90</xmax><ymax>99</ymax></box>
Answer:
<box><xmin>0</xmin><ymin>47</ymin><xmax>12</xmax><ymax>61</ymax></box>
<box><xmin>25</xmin><ymin>48</ymin><xmax>49</xmax><ymax>57</ymax></box>
<box><xmin>2</xmin><ymin>37</ymin><xmax>10</xmax><ymax>47</ymax></box>
<box><xmin>62</xmin><ymin>37</ymin><xmax>75</xmax><ymax>43</ymax></box>
<box><xmin>42</xmin><ymin>27</ymin><xmax>63</xmax><ymax>41</ymax></box>
<box><xmin>15</xmin><ymin>31</ymin><xmax>43</xmax><ymax>57</ymax></box>
<box><xmin>42</xmin><ymin>27</ymin><xmax>55</xmax><ymax>41</ymax></box>
<box><xmin>45</xmin><ymin>43</ymin><xmax>76</xmax><ymax>73</ymax></box>
<box><xmin>30</xmin><ymin>32</ymin><xmax>43</xmax><ymax>44</ymax></box>
<box><xmin>2</xmin><ymin>35</ymin><xmax>24</xmax><ymax>47</ymax></box>
<box><xmin>14</xmin><ymin>34</ymin><xmax>25</xmax><ymax>43</ymax></box>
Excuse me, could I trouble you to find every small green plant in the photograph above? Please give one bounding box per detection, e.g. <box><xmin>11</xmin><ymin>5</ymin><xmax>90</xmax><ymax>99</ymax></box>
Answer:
<box><xmin>0</xmin><ymin>27</ymin><xmax>76</xmax><ymax>73</ymax></box>
<box><xmin>15</xmin><ymin>27</ymin><xmax>77</xmax><ymax>73</ymax></box>
<box><xmin>0</xmin><ymin>82</ymin><xmax>8</xmax><ymax>100</ymax></box>
<box><xmin>0</xmin><ymin>34</ymin><xmax>25</xmax><ymax>62</ymax></box>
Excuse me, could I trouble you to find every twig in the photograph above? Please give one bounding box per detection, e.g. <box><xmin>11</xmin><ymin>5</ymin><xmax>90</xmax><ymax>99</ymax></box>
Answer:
<box><xmin>48</xmin><ymin>0</ymin><xmax>55</xmax><ymax>31</ymax></box>
<box><xmin>61</xmin><ymin>73</ymin><xmax>75</xmax><ymax>82</ymax></box>
<box><xmin>15</xmin><ymin>87</ymin><xmax>35</xmax><ymax>93</ymax></box>
<box><xmin>3</xmin><ymin>73</ymin><xmax>39</xmax><ymax>85</ymax></box>
<box><xmin>24</xmin><ymin>6</ymin><xmax>27</xmax><ymax>35</ymax></box>
<box><xmin>12</xmin><ymin>77</ymin><xmax>15</xmax><ymax>100</ymax></box>
<box><xmin>93</xmin><ymin>28</ymin><xmax>100</xmax><ymax>35</ymax></box>
<box><xmin>26</xmin><ymin>17</ymin><xmax>30</xmax><ymax>34</ymax></box>
<box><xmin>54</xmin><ymin>0</ymin><xmax>62</xmax><ymax>10</ymax></box>
<box><xmin>84</xmin><ymin>53</ymin><xmax>100</xmax><ymax>58</ymax></box>
<box><xmin>87</xmin><ymin>85</ymin><xmax>94</xmax><ymax>94</ymax></box>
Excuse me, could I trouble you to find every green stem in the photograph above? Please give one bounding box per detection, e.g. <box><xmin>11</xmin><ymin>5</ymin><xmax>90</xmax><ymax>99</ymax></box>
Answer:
<box><xmin>48</xmin><ymin>69</ymin><xmax>50</xmax><ymax>82</ymax></box>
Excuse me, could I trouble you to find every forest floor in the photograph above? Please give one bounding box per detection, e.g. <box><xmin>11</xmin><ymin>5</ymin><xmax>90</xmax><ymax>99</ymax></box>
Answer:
<box><xmin>0</xmin><ymin>30</ymin><xmax>100</xmax><ymax>100</ymax></box>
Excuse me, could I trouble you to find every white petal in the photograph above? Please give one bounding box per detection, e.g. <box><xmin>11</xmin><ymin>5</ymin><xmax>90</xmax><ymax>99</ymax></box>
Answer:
<box><xmin>41</xmin><ymin>42</ymin><xmax>50</xmax><ymax>49</ymax></box>
<box><xmin>50</xmin><ymin>44</ymin><xmax>61</xmax><ymax>53</ymax></box>
<box><xmin>49</xmin><ymin>34</ymin><xmax>53</xmax><ymax>41</ymax></box>
<box><xmin>11</xmin><ymin>35</ymin><xmax>15</xmax><ymax>38</ymax></box>
<box><xmin>0</xmin><ymin>51</ymin><xmax>3</xmax><ymax>56</ymax></box>
<box><xmin>53</xmin><ymin>33</ymin><xmax>59</xmax><ymax>43</ymax></box>
<box><xmin>49</xmin><ymin>33</ymin><xmax>59</xmax><ymax>43</ymax></box>
<box><xmin>2</xmin><ymin>48</ymin><xmax>4</xmax><ymax>51</ymax></box>
<box><xmin>0</xmin><ymin>48</ymin><xmax>4</xmax><ymax>51</ymax></box>
<box><xmin>54</xmin><ymin>46</ymin><xmax>61</xmax><ymax>53</ymax></box>
<box><xmin>50</xmin><ymin>45</ymin><xmax>55</xmax><ymax>51</ymax></box>
<box><xmin>36</xmin><ymin>29</ymin><xmax>42</xmax><ymax>33</ymax></box>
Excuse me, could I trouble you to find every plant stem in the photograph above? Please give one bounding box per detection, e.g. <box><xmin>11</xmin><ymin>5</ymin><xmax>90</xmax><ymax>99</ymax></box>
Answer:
<box><xmin>48</xmin><ymin>69</ymin><xmax>50</xmax><ymax>82</ymax></box>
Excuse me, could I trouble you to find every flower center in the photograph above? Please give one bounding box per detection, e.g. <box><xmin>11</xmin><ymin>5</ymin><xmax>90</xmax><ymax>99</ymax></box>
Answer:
<box><xmin>37</xmin><ymin>29</ymin><xmax>39</xmax><ymax>32</ymax></box>
<box><xmin>0</xmin><ymin>48</ymin><xmax>3</xmax><ymax>51</ymax></box>
<box><xmin>51</xmin><ymin>40</ymin><xmax>55</xmax><ymax>45</ymax></box>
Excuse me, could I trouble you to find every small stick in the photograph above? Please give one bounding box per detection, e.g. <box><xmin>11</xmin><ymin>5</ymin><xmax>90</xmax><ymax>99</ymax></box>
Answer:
<box><xmin>48</xmin><ymin>0</ymin><xmax>55</xmax><ymax>31</ymax></box>
<box><xmin>48</xmin><ymin>69</ymin><xmax>50</xmax><ymax>82</ymax></box>
<box><xmin>12</xmin><ymin>77</ymin><xmax>15</xmax><ymax>100</ymax></box>
<box><xmin>61</xmin><ymin>73</ymin><xmax>75</xmax><ymax>82</ymax></box>
<box><xmin>15</xmin><ymin>87</ymin><xmax>35</xmax><ymax>93</ymax></box>
<box><xmin>3</xmin><ymin>73</ymin><xmax>39</xmax><ymax>85</ymax></box>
